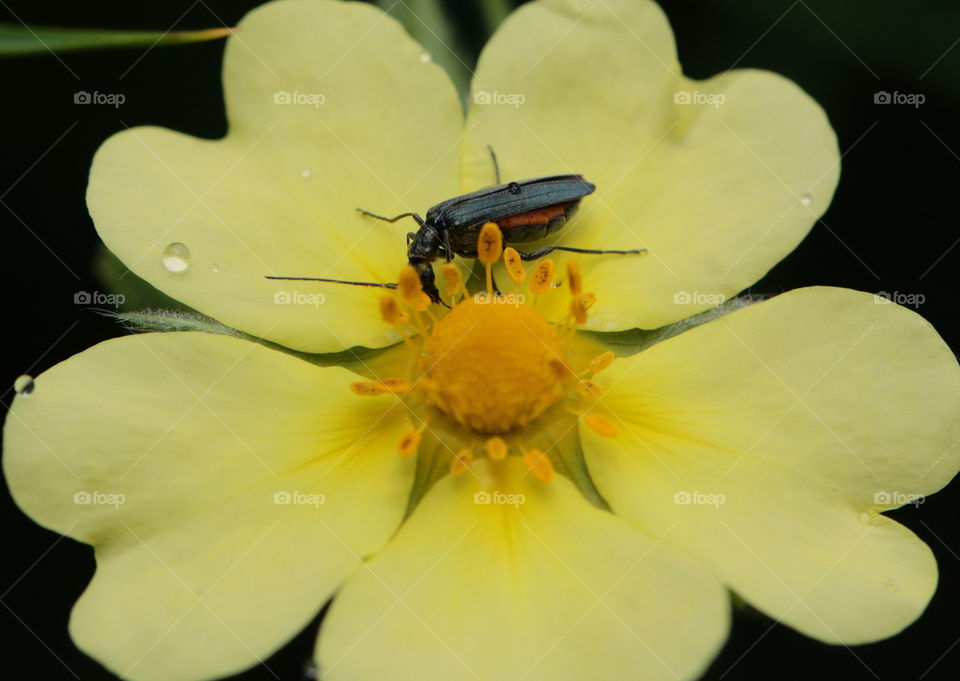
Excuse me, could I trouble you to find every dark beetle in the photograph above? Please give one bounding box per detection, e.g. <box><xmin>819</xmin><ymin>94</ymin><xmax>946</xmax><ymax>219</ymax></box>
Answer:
<box><xmin>268</xmin><ymin>173</ymin><xmax>644</xmax><ymax>303</ymax></box>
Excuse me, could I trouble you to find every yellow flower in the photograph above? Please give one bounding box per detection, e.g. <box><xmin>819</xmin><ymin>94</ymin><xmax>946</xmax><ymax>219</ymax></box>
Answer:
<box><xmin>7</xmin><ymin>259</ymin><xmax>960</xmax><ymax>681</ymax></box>
<box><xmin>86</xmin><ymin>0</ymin><xmax>838</xmax><ymax>353</ymax></box>
<box><xmin>6</xmin><ymin>2</ymin><xmax>959</xmax><ymax>681</ymax></box>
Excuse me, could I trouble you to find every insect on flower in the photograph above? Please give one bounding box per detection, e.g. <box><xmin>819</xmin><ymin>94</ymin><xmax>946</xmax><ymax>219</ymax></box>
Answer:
<box><xmin>267</xmin><ymin>151</ymin><xmax>646</xmax><ymax>302</ymax></box>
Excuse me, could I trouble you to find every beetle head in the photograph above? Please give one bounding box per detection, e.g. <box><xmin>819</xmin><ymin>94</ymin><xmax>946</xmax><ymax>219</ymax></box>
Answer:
<box><xmin>412</xmin><ymin>261</ymin><xmax>442</xmax><ymax>304</ymax></box>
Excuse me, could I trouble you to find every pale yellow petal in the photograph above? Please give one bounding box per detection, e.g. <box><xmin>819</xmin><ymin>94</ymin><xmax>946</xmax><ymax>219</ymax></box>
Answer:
<box><xmin>88</xmin><ymin>0</ymin><xmax>462</xmax><ymax>353</ymax></box>
<box><xmin>467</xmin><ymin>0</ymin><xmax>838</xmax><ymax>330</ymax></box>
<box><xmin>318</xmin><ymin>457</ymin><xmax>728</xmax><ymax>681</ymax></box>
<box><xmin>4</xmin><ymin>332</ymin><xmax>413</xmax><ymax>681</ymax></box>
<box><xmin>583</xmin><ymin>287</ymin><xmax>959</xmax><ymax>642</ymax></box>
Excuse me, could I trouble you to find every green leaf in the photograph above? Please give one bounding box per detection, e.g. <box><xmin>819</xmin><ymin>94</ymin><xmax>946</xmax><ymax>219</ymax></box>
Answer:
<box><xmin>0</xmin><ymin>23</ymin><xmax>234</xmax><ymax>56</ymax></box>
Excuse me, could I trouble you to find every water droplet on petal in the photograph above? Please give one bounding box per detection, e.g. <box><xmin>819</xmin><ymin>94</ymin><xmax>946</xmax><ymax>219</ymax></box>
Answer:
<box><xmin>419</xmin><ymin>52</ymin><xmax>431</xmax><ymax>63</ymax></box>
<box><xmin>162</xmin><ymin>243</ymin><xmax>191</xmax><ymax>273</ymax></box>
<box><xmin>211</xmin><ymin>262</ymin><xmax>220</xmax><ymax>274</ymax></box>
<box><xmin>799</xmin><ymin>193</ymin><xmax>812</xmax><ymax>206</ymax></box>
<box><xmin>14</xmin><ymin>374</ymin><xmax>34</xmax><ymax>396</ymax></box>
<box><xmin>299</xmin><ymin>167</ymin><xmax>312</xmax><ymax>179</ymax></box>
<box><xmin>858</xmin><ymin>511</ymin><xmax>872</xmax><ymax>524</ymax></box>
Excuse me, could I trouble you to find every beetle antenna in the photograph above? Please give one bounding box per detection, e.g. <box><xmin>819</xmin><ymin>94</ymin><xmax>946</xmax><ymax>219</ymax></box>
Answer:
<box><xmin>265</xmin><ymin>275</ymin><xmax>397</xmax><ymax>290</ymax></box>
<box><xmin>486</xmin><ymin>144</ymin><xmax>501</xmax><ymax>184</ymax></box>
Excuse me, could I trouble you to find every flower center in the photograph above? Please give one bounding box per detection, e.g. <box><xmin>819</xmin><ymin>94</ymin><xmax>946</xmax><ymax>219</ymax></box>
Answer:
<box><xmin>348</xmin><ymin>222</ymin><xmax>623</xmax><ymax>483</ymax></box>
<box><xmin>418</xmin><ymin>297</ymin><xmax>569</xmax><ymax>433</ymax></box>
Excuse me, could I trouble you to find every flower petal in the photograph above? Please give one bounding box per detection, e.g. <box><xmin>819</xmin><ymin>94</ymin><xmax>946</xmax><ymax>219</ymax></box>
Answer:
<box><xmin>466</xmin><ymin>0</ymin><xmax>838</xmax><ymax>330</ymax></box>
<box><xmin>88</xmin><ymin>0</ymin><xmax>462</xmax><ymax>353</ymax></box>
<box><xmin>583</xmin><ymin>287</ymin><xmax>960</xmax><ymax>643</ymax></box>
<box><xmin>3</xmin><ymin>332</ymin><xmax>414</xmax><ymax>681</ymax></box>
<box><xmin>317</xmin><ymin>457</ymin><xmax>728</xmax><ymax>681</ymax></box>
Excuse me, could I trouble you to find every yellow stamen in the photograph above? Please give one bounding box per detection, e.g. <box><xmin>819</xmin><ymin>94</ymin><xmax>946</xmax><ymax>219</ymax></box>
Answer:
<box><xmin>589</xmin><ymin>351</ymin><xmax>615</xmax><ymax>374</ymax></box>
<box><xmin>379</xmin><ymin>293</ymin><xmax>417</xmax><ymax>351</ymax></box>
<box><xmin>478</xmin><ymin>223</ymin><xmax>502</xmax><ymax>294</ymax></box>
<box><xmin>524</xmin><ymin>449</ymin><xmax>555</xmax><ymax>482</ymax></box>
<box><xmin>398</xmin><ymin>430</ymin><xmax>421</xmax><ymax>457</ymax></box>
<box><xmin>350</xmin><ymin>381</ymin><xmax>385</xmax><ymax>396</ymax></box>
<box><xmin>577</xmin><ymin>380</ymin><xmax>603</xmax><ymax>397</ymax></box>
<box><xmin>450</xmin><ymin>449</ymin><xmax>474</xmax><ymax>476</ymax></box>
<box><xmin>477</xmin><ymin>223</ymin><xmax>503</xmax><ymax>264</ymax></box>
<box><xmin>529</xmin><ymin>259</ymin><xmax>555</xmax><ymax>294</ymax></box>
<box><xmin>503</xmin><ymin>247</ymin><xmax>526</xmax><ymax>284</ymax></box>
<box><xmin>350</xmin><ymin>379</ymin><xmax>409</xmax><ymax>396</ymax></box>
<box><xmin>397</xmin><ymin>265</ymin><xmax>423</xmax><ymax>306</ymax></box>
<box><xmin>485</xmin><ymin>436</ymin><xmax>508</xmax><ymax>461</ymax></box>
<box><xmin>379</xmin><ymin>293</ymin><xmax>403</xmax><ymax>324</ymax></box>
<box><xmin>585</xmin><ymin>413</ymin><xmax>619</xmax><ymax>437</ymax></box>
<box><xmin>441</xmin><ymin>263</ymin><xmax>463</xmax><ymax>302</ymax></box>
<box><xmin>570</xmin><ymin>294</ymin><xmax>589</xmax><ymax>325</ymax></box>
<box><xmin>549</xmin><ymin>358</ymin><xmax>574</xmax><ymax>380</ymax></box>
<box><xmin>566</xmin><ymin>260</ymin><xmax>582</xmax><ymax>297</ymax></box>
<box><xmin>376</xmin><ymin>378</ymin><xmax>410</xmax><ymax>393</ymax></box>
<box><xmin>412</xmin><ymin>291</ymin><xmax>432</xmax><ymax>312</ymax></box>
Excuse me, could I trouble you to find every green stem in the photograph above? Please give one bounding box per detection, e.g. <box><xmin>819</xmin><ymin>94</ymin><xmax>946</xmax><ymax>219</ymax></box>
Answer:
<box><xmin>478</xmin><ymin>0</ymin><xmax>514</xmax><ymax>36</ymax></box>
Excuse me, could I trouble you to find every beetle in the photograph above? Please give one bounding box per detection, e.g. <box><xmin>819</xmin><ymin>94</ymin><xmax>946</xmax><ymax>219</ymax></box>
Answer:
<box><xmin>268</xmin><ymin>156</ymin><xmax>645</xmax><ymax>302</ymax></box>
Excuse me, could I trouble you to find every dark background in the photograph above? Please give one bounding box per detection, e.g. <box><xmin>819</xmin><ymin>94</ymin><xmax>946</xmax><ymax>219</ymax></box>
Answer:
<box><xmin>2</xmin><ymin>1</ymin><xmax>958</xmax><ymax>680</ymax></box>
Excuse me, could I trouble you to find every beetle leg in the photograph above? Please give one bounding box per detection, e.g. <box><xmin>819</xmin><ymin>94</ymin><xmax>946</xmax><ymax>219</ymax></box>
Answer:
<box><xmin>441</xmin><ymin>227</ymin><xmax>454</xmax><ymax>263</ymax></box>
<box><xmin>514</xmin><ymin>245</ymin><xmax>647</xmax><ymax>261</ymax></box>
<box><xmin>357</xmin><ymin>209</ymin><xmax>425</xmax><ymax>226</ymax></box>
